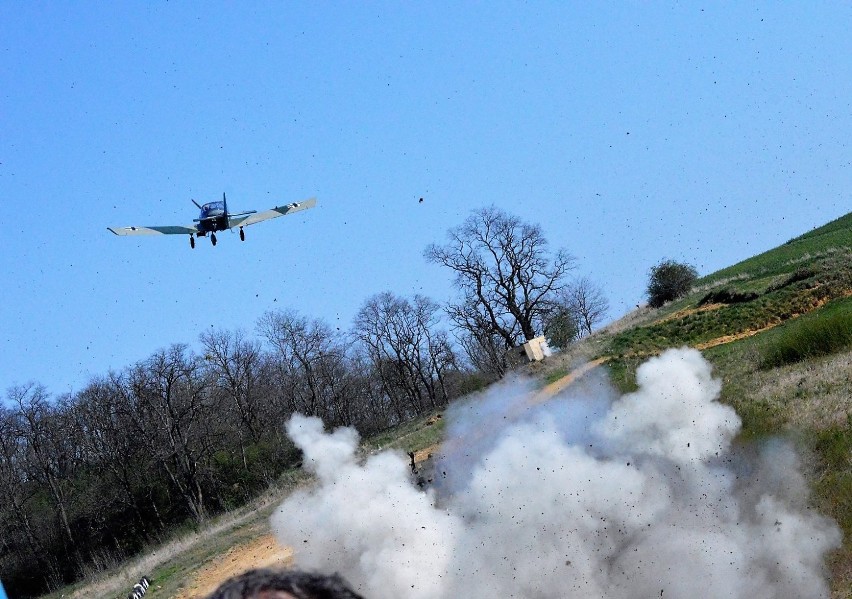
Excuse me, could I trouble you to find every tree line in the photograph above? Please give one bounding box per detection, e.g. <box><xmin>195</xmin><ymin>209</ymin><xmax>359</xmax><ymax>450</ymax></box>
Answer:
<box><xmin>0</xmin><ymin>207</ymin><xmax>610</xmax><ymax>597</ymax></box>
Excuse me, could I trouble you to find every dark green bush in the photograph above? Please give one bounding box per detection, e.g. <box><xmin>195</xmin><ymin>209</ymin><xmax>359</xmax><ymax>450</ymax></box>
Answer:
<box><xmin>543</xmin><ymin>306</ymin><xmax>580</xmax><ymax>349</ymax></box>
<box><xmin>760</xmin><ymin>308</ymin><xmax>852</xmax><ymax>369</ymax></box>
<box><xmin>646</xmin><ymin>259</ymin><xmax>698</xmax><ymax>308</ymax></box>
<box><xmin>697</xmin><ymin>288</ymin><xmax>759</xmax><ymax>306</ymax></box>
<box><xmin>764</xmin><ymin>267</ymin><xmax>817</xmax><ymax>293</ymax></box>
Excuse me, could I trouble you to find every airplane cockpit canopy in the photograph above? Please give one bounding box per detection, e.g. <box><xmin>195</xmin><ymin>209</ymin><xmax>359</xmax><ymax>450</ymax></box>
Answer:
<box><xmin>201</xmin><ymin>201</ymin><xmax>225</xmax><ymax>215</ymax></box>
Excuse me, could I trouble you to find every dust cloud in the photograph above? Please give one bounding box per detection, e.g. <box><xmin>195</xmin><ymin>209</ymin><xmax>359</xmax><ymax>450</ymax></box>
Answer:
<box><xmin>271</xmin><ymin>348</ymin><xmax>841</xmax><ymax>599</ymax></box>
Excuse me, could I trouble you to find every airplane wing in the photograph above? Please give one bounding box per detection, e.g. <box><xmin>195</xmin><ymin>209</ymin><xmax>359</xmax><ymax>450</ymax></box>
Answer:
<box><xmin>228</xmin><ymin>197</ymin><xmax>317</xmax><ymax>229</ymax></box>
<box><xmin>108</xmin><ymin>225</ymin><xmax>198</xmax><ymax>236</ymax></box>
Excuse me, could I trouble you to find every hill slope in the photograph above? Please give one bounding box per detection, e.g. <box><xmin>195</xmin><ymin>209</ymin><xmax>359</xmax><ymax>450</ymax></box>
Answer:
<box><xmin>46</xmin><ymin>212</ymin><xmax>852</xmax><ymax>598</ymax></box>
<box><xmin>584</xmin><ymin>211</ymin><xmax>852</xmax><ymax>597</ymax></box>
<box><xmin>604</xmin><ymin>212</ymin><xmax>852</xmax><ymax>357</ymax></box>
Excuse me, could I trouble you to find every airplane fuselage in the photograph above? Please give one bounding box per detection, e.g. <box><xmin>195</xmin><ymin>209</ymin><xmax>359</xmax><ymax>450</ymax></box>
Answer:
<box><xmin>195</xmin><ymin>201</ymin><xmax>229</xmax><ymax>235</ymax></box>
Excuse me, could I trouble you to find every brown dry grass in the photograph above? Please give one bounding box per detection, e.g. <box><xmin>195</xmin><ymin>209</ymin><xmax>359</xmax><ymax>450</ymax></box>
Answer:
<box><xmin>54</xmin><ymin>478</ymin><xmax>306</xmax><ymax>599</ymax></box>
<box><xmin>596</xmin><ymin>305</ymin><xmax>657</xmax><ymax>336</ymax></box>
<box><xmin>653</xmin><ymin>302</ymin><xmax>726</xmax><ymax>325</ymax></box>
<box><xmin>694</xmin><ymin>323</ymin><xmax>778</xmax><ymax>350</ymax></box>
<box><xmin>753</xmin><ymin>350</ymin><xmax>852</xmax><ymax>431</ymax></box>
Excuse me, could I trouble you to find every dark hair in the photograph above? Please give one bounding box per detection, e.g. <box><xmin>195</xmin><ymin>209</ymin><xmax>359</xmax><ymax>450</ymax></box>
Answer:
<box><xmin>205</xmin><ymin>568</ymin><xmax>365</xmax><ymax>599</ymax></box>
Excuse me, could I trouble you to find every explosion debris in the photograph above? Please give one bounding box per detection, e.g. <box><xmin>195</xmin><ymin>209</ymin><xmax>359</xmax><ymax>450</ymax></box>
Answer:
<box><xmin>272</xmin><ymin>348</ymin><xmax>840</xmax><ymax>599</ymax></box>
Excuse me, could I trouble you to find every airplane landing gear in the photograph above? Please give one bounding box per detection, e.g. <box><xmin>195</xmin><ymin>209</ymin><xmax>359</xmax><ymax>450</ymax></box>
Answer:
<box><xmin>239</xmin><ymin>227</ymin><xmax>245</xmax><ymax>241</ymax></box>
<box><xmin>211</xmin><ymin>232</ymin><xmax>217</xmax><ymax>246</ymax></box>
<box><xmin>189</xmin><ymin>235</ymin><xmax>195</xmax><ymax>249</ymax></box>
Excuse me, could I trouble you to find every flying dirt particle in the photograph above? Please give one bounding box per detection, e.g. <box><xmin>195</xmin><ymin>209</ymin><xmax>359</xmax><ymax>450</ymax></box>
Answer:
<box><xmin>272</xmin><ymin>350</ymin><xmax>841</xmax><ymax>599</ymax></box>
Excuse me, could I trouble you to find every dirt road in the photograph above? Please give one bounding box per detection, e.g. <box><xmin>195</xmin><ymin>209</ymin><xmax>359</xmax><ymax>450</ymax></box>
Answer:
<box><xmin>172</xmin><ymin>534</ymin><xmax>292</xmax><ymax>599</ymax></box>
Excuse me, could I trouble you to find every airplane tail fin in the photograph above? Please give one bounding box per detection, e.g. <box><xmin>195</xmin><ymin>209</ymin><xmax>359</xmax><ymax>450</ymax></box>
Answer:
<box><xmin>223</xmin><ymin>192</ymin><xmax>233</xmax><ymax>230</ymax></box>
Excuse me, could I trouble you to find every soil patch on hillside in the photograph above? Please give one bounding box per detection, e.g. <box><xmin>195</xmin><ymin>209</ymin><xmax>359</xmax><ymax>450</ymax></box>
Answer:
<box><xmin>172</xmin><ymin>534</ymin><xmax>292</xmax><ymax>599</ymax></box>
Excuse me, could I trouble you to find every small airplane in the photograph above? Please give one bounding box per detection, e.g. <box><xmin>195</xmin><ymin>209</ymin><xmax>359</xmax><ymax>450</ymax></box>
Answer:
<box><xmin>108</xmin><ymin>193</ymin><xmax>316</xmax><ymax>248</ymax></box>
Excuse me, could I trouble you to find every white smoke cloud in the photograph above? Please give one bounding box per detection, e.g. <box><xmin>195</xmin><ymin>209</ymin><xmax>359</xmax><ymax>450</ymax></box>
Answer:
<box><xmin>271</xmin><ymin>348</ymin><xmax>841</xmax><ymax>598</ymax></box>
<box><xmin>273</xmin><ymin>414</ymin><xmax>460</xmax><ymax>599</ymax></box>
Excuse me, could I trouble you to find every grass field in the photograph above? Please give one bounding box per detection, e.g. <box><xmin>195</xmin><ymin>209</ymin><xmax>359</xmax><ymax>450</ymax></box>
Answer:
<box><xmin>759</xmin><ymin>296</ymin><xmax>852</xmax><ymax>368</ymax></box>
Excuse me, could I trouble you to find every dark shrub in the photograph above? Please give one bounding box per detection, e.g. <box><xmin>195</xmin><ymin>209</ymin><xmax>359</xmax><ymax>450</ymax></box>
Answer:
<box><xmin>646</xmin><ymin>259</ymin><xmax>698</xmax><ymax>308</ymax></box>
<box><xmin>760</xmin><ymin>308</ymin><xmax>852</xmax><ymax>369</ymax></box>
<box><xmin>765</xmin><ymin>267</ymin><xmax>817</xmax><ymax>293</ymax></box>
<box><xmin>697</xmin><ymin>288</ymin><xmax>759</xmax><ymax>306</ymax></box>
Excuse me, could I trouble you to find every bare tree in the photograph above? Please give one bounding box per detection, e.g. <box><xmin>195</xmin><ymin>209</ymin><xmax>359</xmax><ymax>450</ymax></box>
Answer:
<box><xmin>10</xmin><ymin>385</ymin><xmax>80</xmax><ymax>552</ymax></box>
<box><xmin>201</xmin><ymin>328</ymin><xmax>267</xmax><ymax>443</ymax></box>
<box><xmin>567</xmin><ymin>276</ymin><xmax>610</xmax><ymax>336</ymax></box>
<box><xmin>456</xmin><ymin>328</ymin><xmax>509</xmax><ymax>379</ymax></box>
<box><xmin>257</xmin><ymin>310</ymin><xmax>355</xmax><ymax>427</ymax></box>
<box><xmin>344</xmin><ymin>349</ymin><xmax>396</xmax><ymax>433</ymax></box>
<box><xmin>425</xmin><ymin>206</ymin><xmax>575</xmax><ymax>363</ymax></box>
<box><xmin>0</xmin><ymin>403</ymin><xmax>63</xmax><ymax>588</ymax></box>
<box><xmin>128</xmin><ymin>345</ymin><xmax>213</xmax><ymax>522</ymax></box>
<box><xmin>74</xmin><ymin>374</ymin><xmax>161</xmax><ymax>538</ymax></box>
<box><xmin>354</xmin><ymin>292</ymin><xmax>457</xmax><ymax>419</ymax></box>
<box><xmin>541</xmin><ymin>276</ymin><xmax>610</xmax><ymax>348</ymax></box>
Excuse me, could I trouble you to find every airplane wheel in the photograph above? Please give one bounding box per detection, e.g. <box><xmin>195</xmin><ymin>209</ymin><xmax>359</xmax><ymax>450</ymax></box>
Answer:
<box><xmin>211</xmin><ymin>233</ymin><xmax>217</xmax><ymax>246</ymax></box>
<box><xmin>239</xmin><ymin>228</ymin><xmax>245</xmax><ymax>241</ymax></box>
<box><xmin>190</xmin><ymin>236</ymin><xmax>195</xmax><ymax>249</ymax></box>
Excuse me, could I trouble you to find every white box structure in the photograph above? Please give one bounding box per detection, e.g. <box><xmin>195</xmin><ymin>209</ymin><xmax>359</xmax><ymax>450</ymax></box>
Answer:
<box><xmin>522</xmin><ymin>336</ymin><xmax>550</xmax><ymax>362</ymax></box>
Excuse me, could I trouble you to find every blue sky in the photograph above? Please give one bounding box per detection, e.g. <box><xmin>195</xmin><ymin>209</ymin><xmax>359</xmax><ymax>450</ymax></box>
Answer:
<box><xmin>2</xmin><ymin>3</ymin><xmax>850</xmax><ymax>395</ymax></box>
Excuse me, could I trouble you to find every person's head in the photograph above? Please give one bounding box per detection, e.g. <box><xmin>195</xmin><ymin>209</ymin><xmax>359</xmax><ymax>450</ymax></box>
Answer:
<box><xmin>204</xmin><ymin>568</ymin><xmax>364</xmax><ymax>599</ymax></box>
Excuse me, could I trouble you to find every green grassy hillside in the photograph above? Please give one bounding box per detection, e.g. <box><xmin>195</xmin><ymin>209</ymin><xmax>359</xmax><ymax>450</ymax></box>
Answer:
<box><xmin>590</xmin><ymin>211</ymin><xmax>852</xmax><ymax>597</ymax></box>
<box><xmin>604</xmin><ymin>213</ymin><xmax>852</xmax><ymax>358</ymax></box>
<box><xmin>698</xmin><ymin>211</ymin><xmax>852</xmax><ymax>288</ymax></box>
